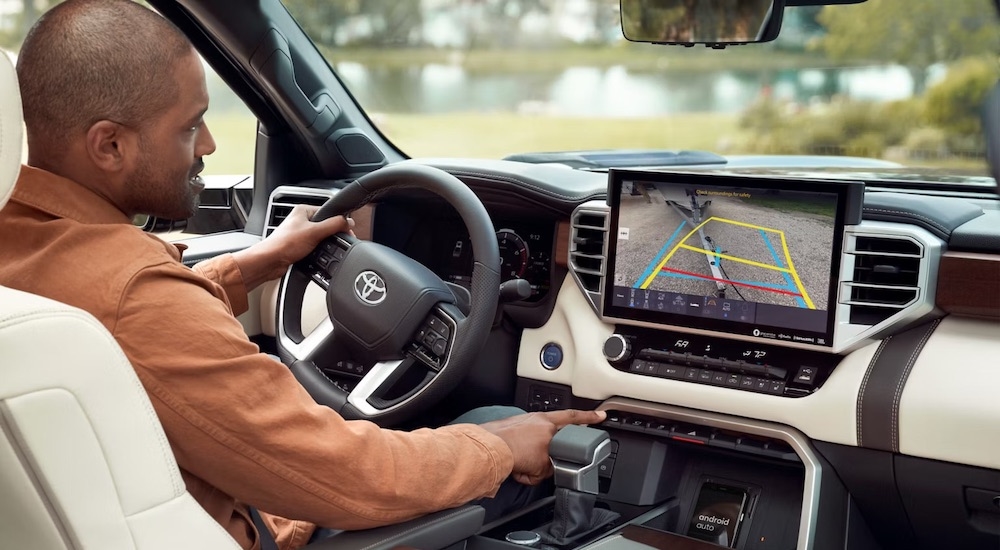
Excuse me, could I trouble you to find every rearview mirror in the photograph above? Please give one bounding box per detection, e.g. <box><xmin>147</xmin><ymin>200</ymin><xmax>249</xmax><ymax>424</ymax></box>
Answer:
<box><xmin>620</xmin><ymin>0</ymin><xmax>785</xmax><ymax>47</ymax></box>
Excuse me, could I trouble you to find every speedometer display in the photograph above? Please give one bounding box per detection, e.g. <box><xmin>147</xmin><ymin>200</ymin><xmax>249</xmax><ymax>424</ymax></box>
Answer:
<box><xmin>497</xmin><ymin>229</ymin><xmax>530</xmax><ymax>281</ymax></box>
<box><xmin>412</xmin><ymin>216</ymin><xmax>553</xmax><ymax>303</ymax></box>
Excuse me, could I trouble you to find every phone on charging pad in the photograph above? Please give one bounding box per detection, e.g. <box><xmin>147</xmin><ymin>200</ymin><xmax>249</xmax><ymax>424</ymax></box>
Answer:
<box><xmin>685</xmin><ymin>481</ymin><xmax>751</xmax><ymax>548</ymax></box>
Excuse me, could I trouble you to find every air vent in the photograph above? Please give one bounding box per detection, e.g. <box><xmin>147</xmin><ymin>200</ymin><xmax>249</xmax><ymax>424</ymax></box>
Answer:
<box><xmin>845</xmin><ymin>235</ymin><xmax>923</xmax><ymax>325</ymax></box>
<box><xmin>569</xmin><ymin>205</ymin><xmax>609</xmax><ymax>304</ymax></box>
<box><xmin>265</xmin><ymin>187</ymin><xmax>335</xmax><ymax>236</ymax></box>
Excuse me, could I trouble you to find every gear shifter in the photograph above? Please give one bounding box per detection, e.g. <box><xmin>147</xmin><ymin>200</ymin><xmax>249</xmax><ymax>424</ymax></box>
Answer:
<box><xmin>536</xmin><ymin>425</ymin><xmax>620</xmax><ymax>546</ymax></box>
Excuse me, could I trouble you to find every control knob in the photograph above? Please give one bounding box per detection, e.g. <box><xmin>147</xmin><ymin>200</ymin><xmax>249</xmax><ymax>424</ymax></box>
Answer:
<box><xmin>603</xmin><ymin>334</ymin><xmax>631</xmax><ymax>363</ymax></box>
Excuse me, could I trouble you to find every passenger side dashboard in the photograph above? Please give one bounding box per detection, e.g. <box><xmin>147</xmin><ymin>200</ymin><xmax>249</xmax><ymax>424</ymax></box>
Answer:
<box><xmin>510</xmin><ymin>169</ymin><xmax>1000</xmax><ymax>549</ymax></box>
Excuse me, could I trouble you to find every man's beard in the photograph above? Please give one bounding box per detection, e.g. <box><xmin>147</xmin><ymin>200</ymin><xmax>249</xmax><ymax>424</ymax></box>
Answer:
<box><xmin>127</xmin><ymin>155</ymin><xmax>204</xmax><ymax>221</ymax></box>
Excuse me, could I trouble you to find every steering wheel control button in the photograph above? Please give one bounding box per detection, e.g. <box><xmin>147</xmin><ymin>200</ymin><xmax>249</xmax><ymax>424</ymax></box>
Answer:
<box><xmin>431</xmin><ymin>338</ymin><xmax>448</xmax><ymax>357</ymax></box>
<box><xmin>427</xmin><ymin>315</ymin><xmax>451</xmax><ymax>338</ymax></box>
<box><xmin>423</xmin><ymin>332</ymin><xmax>438</xmax><ymax>347</ymax></box>
<box><xmin>335</xmin><ymin>360</ymin><xmax>366</xmax><ymax>376</ymax></box>
<box><xmin>540</xmin><ymin>343</ymin><xmax>563</xmax><ymax>370</ymax></box>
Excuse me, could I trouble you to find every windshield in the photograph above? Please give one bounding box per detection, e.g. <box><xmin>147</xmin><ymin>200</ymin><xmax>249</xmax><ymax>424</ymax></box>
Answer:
<box><xmin>282</xmin><ymin>0</ymin><xmax>1000</xmax><ymax>182</ymax></box>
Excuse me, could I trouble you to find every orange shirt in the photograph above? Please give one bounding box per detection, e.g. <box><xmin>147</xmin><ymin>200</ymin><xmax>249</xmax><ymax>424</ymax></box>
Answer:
<box><xmin>0</xmin><ymin>166</ymin><xmax>514</xmax><ymax>550</ymax></box>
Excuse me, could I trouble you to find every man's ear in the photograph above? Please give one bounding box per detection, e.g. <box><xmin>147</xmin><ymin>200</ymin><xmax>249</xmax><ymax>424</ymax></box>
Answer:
<box><xmin>85</xmin><ymin>120</ymin><xmax>138</xmax><ymax>173</ymax></box>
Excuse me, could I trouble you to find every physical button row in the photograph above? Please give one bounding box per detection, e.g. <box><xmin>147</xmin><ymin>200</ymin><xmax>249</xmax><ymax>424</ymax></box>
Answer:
<box><xmin>602</xmin><ymin>412</ymin><xmax>799</xmax><ymax>462</ymax></box>
<box><xmin>331</xmin><ymin>360</ymin><xmax>368</xmax><ymax>376</ymax></box>
<box><xmin>629</xmin><ymin>359</ymin><xmax>785</xmax><ymax>396</ymax></box>
<box><xmin>637</xmin><ymin>349</ymin><xmax>788</xmax><ymax>379</ymax></box>
<box><xmin>314</xmin><ymin>244</ymin><xmax>346</xmax><ymax>270</ymax></box>
<box><xmin>413</xmin><ymin>315</ymin><xmax>451</xmax><ymax>358</ymax></box>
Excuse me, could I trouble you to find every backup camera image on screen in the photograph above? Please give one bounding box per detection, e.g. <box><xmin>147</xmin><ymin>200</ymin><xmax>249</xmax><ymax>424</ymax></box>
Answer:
<box><xmin>609</xmin><ymin>178</ymin><xmax>838</xmax><ymax>342</ymax></box>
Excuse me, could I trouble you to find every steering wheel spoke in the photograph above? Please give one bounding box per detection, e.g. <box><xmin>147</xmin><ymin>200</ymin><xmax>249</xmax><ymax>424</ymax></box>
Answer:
<box><xmin>282</xmin><ymin>315</ymin><xmax>334</xmax><ymax>363</ymax></box>
<box><xmin>346</xmin><ymin>358</ymin><xmax>430</xmax><ymax>415</ymax></box>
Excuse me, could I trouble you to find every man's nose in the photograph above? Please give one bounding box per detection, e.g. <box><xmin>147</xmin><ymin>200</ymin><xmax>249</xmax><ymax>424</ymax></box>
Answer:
<box><xmin>198</xmin><ymin>123</ymin><xmax>217</xmax><ymax>157</ymax></box>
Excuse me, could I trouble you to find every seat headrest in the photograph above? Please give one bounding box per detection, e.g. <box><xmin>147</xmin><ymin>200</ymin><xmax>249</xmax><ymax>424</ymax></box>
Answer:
<box><xmin>0</xmin><ymin>51</ymin><xmax>23</xmax><ymax>211</ymax></box>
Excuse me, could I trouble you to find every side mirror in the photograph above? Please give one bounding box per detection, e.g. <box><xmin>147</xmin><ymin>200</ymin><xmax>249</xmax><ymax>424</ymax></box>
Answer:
<box><xmin>620</xmin><ymin>0</ymin><xmax>786</xmax><ymax>48</ymax></box>
<box><xmin>132</xmin><ymin>214</ymin><xmax>152</xmax><ymax>230</ymax></box>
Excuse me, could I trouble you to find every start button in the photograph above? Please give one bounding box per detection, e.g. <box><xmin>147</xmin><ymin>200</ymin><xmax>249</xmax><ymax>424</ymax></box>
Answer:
<box><xmin>540</xmin><ymin>343</ymin><xmax>563</xmax><ymax>370</ymax></box>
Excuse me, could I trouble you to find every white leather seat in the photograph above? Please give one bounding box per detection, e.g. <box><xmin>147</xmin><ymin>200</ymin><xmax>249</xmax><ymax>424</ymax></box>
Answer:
<box><xmin>0</xmin><ymin>51</ymin><xmax>240</xmax><ymax>549</ymax></box>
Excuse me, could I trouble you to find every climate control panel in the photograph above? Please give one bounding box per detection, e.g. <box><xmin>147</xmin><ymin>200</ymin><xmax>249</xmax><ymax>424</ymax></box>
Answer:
<box><xmin>603</xmin><ymin>326</ymin><xmax>840</xmax><ymax>398</ymax></box>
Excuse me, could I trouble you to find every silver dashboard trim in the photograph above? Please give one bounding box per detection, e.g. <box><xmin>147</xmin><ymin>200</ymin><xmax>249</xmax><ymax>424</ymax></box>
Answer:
<box><xmin>567</xmin><ymin>201</ymin><xmax>611</xmax><ymax>315</ymax></box>
<box><xmin>597</xmin><ymin>397</ymin><xmax>823</xmax><ymax>550</ymax></box>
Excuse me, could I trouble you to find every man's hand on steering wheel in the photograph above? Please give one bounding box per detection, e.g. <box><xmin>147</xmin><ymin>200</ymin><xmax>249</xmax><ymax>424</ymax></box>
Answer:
<box><xmin>231</xmin><ymin>205</ymin><xmax>354</xmax><ymax>291</ymax></box>
<box><xmin>264</xmin><ymin>205</ymin><xmax>354</xmax><ymax>279</ymax></box>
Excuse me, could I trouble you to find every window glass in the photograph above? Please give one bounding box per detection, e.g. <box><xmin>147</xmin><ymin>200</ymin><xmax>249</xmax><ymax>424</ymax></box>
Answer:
<box><xmin>283</xmin><ymin>0</ymin><xmax>999</xmax><ymax>180</ymax></box>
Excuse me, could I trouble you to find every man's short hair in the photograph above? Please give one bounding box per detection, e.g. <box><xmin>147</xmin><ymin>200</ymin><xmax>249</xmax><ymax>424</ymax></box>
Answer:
<box><xmin>16</xmin><ymin>0</ymin><xmax>194</xmax><ymax>155</ymax></box>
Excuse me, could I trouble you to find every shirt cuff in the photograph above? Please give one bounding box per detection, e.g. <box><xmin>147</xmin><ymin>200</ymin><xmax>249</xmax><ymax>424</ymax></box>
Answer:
<box><xmin>446</xmin><ymin>424</ymin><xmax>515</xmax><ymax>496</ymax></box>
<box><xmin>193</xmin><ymin>253</ymin><xmax>250</xmax><ymax>316</ymax></box>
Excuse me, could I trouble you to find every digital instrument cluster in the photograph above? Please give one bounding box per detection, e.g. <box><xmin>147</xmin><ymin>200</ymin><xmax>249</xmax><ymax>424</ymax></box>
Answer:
<box><xmin>414</xmin><ymin>219</ymin><xmax>554</xmax><ymax>303</ymax></box>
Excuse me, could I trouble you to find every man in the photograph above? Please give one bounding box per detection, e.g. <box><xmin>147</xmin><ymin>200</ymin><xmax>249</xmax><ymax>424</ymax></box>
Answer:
<box><xmin>0</xmin><ymin>1</ymin><xmax>604</xmax><ymax>548</ymax></box>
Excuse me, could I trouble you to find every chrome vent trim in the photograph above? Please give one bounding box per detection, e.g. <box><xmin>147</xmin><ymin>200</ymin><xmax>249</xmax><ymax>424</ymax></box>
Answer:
<box><xmin>264</xmin><ymin>186</ymin><xmax>336</xmax><ymax>237</ymax></box>
<box><xmin>568</xmin><ymin>200</ymin><xmax>610</xmax><ymax>313</ymax></box>
<box><xmin>832</xmin><ymin>221</ymin><xmax>943</xmax><ymax>353</ymax></box>
<box><xmin>844</xmin><ymin>235</ymin><xmax>922</xmax><ymax>316</ymax></box>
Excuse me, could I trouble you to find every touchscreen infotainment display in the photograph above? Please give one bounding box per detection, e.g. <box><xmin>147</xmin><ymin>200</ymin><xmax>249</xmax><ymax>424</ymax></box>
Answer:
<box><xmin>602</xmin><ymin>170</ymin><xmax>861</xmax><ymax>348</ymax></box>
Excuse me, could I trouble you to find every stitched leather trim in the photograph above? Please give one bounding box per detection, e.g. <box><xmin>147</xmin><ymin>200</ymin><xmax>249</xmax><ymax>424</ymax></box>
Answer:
<box><xmin>856</xmin><ymin>319</ymin><xmax>942</xmax><ymax>452</ymax></box>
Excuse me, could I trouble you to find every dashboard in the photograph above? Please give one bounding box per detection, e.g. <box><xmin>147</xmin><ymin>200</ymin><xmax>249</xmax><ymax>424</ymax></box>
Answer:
<box><xmin>417</xmin><ymin>159</ymin><xmax>1000</xmax><ymax>550</ymax></box>
<box><xmin>259</xmin><ymin>157</ymin><xmax>1000</xmax><ymax>550</ymax></box>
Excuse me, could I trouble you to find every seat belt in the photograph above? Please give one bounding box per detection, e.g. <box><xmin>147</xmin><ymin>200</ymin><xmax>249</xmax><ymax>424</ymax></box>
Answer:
<box><xmin>249</xmin><ymin>507</ymin><xmax>280</xmax><ymax>550</ymax></box>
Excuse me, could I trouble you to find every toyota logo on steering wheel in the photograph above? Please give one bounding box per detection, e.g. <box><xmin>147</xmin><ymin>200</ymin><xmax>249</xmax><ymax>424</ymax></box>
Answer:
<box><xmin>354</xmin><ymin>271</ymin><xmax>387</xmax><ymax>305</ymax></box>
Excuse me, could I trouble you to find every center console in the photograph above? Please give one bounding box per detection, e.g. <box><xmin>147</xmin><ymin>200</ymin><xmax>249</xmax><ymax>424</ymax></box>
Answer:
<box><xmin>471</xmin><ymin>398</ymin><xmax>841</xmax><ymax>550</ymax></box>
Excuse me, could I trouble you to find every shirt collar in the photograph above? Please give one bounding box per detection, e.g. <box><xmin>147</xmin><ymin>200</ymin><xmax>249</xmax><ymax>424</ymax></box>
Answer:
<box><xmin>11</xmin><ymin>165</ymin><xmax>185</xmax><ymax>261</ymax></box>
<box><xmin>12</xmin><ymin>165</ymin><xmax>134</xmax><ymax>226</ymax></box>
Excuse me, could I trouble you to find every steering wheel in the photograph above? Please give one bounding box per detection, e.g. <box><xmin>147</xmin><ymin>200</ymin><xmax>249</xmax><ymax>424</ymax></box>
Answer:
<box><xmin>274</xmin><ymin>163</ymin><xmax>500</xmax><ymax>426</ymax></box>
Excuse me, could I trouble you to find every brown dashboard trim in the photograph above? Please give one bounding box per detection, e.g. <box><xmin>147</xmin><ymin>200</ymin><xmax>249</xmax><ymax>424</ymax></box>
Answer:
<box><xmin>555</xmin><ymin>221</ymin><xmax>570</xmax><ymax>267</ymax></box>
<box><xmin>936</xmin><ymin>251</ymin><xmax>1000</xmax><ymax>320</ymax></box>
<box><xmin>352</xmin><ymin>204</ymin><xmax>374</xmax><ymax>241</ymax></box>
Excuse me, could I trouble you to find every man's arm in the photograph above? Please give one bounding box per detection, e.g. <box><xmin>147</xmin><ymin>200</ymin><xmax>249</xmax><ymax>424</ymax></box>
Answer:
<box><xmin>114</xmin><ymin>263</ymin><xmax>514</xmax><ymax>528</ymax></box>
